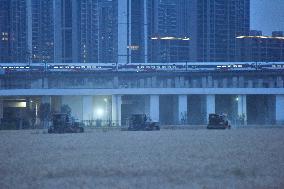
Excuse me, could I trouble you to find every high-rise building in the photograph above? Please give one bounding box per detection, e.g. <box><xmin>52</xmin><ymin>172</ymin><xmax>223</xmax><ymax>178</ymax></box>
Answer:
<box><xmin>53</xmin><ymin>0</ymin><xmax>79</xmax><ymax>63</ymax></box>
<box><xmin>31</xmin><ymin>0</ymin><xmax>54</xmax><ymax>63</ymax></box>
<box><xmin>237</xmin><ymin>30</ymin><xmax>284</xmax><ymax>62</ymax></box>
<box><xmin>98</xmin><ymin>0</ymin><xmax>116</xmax><ymax>63</ymax></box>
<box><xmin>147</xmin><ymin>0</ymin><xmax>191</xmax><ymax>63</ymax></box>
<box><xmin>189</xmin><ymin>0</ymin><xmax>250</xmax><ymax>62</ymax></box>
<box><xmin>116</xmin><ymin>0</ymin><xmax>148</xmax><ymax>63</ymax></box>
<box><xmin>54</xmin><ymin>0</ymin><xmax>99</xmax><ymax>63</ymax></box>
<box><xmin>0</xmin><ymin>0</ymin><xmax>10</xmax><ymax>62</ymax></box>
<box><xmin>1</xmin><ymin>0</ymin><xmax>251</xmax><ymax>64</ymax></box>
<box><xmin>9</xmin><ymin>0</ymin><xmax>29</xmax><ymax>63</ymax></box>
<box><xmin>78</xmin><ymin>0</ymin><xmax>98</xmax><ymax>63</ymax></box>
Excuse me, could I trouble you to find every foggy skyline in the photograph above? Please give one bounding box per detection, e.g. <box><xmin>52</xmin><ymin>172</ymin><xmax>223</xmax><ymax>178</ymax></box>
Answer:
<box><xmin>251</xmin><ymin>0</ymin><xmax>284</xmax><ymax>35</ymax></box>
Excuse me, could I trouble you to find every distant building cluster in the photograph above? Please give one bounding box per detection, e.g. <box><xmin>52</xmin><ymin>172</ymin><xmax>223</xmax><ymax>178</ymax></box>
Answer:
<box><xmin>0</xmin><ymin>0</ymin><xmax>283</xmax><ymax>63</ymax></box>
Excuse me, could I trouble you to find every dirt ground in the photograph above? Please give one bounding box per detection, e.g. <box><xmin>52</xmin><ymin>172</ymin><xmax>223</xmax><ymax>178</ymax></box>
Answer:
<box><xmin>0</xmin><ymin>128</ymin><xmax>284</xmax><ymax>189</ymax></box>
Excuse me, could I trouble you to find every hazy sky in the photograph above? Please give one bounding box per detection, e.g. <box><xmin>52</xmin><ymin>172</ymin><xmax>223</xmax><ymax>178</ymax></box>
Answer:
<box><xmin>251</xmin><ymin>0</ymin><xmax>284</xmax><ymax>35</ymax></box>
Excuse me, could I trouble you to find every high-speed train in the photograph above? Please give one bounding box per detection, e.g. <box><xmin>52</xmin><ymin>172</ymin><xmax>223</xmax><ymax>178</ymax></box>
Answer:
<box><xmin>0</xmin><ymin>62</ymin><xmax>284</xmax><ymax>74</ymax></box>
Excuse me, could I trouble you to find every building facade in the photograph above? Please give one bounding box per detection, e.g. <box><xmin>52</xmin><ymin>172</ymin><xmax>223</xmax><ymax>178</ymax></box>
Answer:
<box><xmin>147</xmin><ymin>0</ymin><xmax>191</xmax><ymax>63</ymax></box>
<box><xmin>31</xmin><ymin>0</ymin><xmax>54</xmax><ymax>63</ymax></box>
<box><xmin>189</xmin><ymin>0</ymin><xmax>250</xmax><ymax>62</ymax></box>
<box><xmin>9</xmin><ymin>0</ymin><xmax>29</xmax><ymax>63</ymax></box>
<box><xmin>0</xmin><ymin>0</ymin><xmax>11</xmax><ymax>62</ymax></box>
<box><xmin>237</xmin><ymin>30</ymin><xmax>284</xmax><ymax>62</ymax></box>
<box><xmin>0</xmin><ymin>0</ymin><xmax>268</xmax><ymax>64</ymax></box>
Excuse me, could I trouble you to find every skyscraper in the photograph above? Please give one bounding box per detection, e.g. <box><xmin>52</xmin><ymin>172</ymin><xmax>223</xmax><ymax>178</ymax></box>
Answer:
<box><xmin>237</xmin><ymin>30</ymin><xmax>284</xmax><ymax>62</ymax></box>
<box><xmin>116</xmin><ymin>0</ymin><xmax>148</xmax><ymax>63</ymax></box>
<box><xmin>0</xmin><ymin>0</ymin><xmax>251</xmax><ymax>64</ymax></box>
<box><xmin>53</xmin><ymin>0</ymin><xmax>78</xmax><ymax>63</ymax></box>
<box><xmin>0</xmin><ymin>0</ymin><xmax>10</xmax><ymax>62</ymax></box>
<box><xmin>9</xmin><ymin>0</ymin><xmax>29</xmax><ymax>63</ymax></box>
<box><xmin>98</xmin><ymin>0</ymin><xmax>116</xmax><ymax>63</ymax></box>
<box><xmin>189</xmin><ymin>0</ymin><xmax>250</xmax><ymax>62</ymax></box>
<box><xmin>147</xmin><ymin>0</ymin><xmax>191</xmax><ymax>63</ymax></box>
<box><xmin>78</xmin><ymin>0</ymin><xmax>98</xmax><ymax>63</ymax></box>
<box><xmin>31</xmin><ymin>0</ymin><xmax>54</xmax><ymax>63</ymax></box>
<box><xmin>53</xmin><ymin>0</ymin><xmax>99</xmax><ymax>63</ymax></box>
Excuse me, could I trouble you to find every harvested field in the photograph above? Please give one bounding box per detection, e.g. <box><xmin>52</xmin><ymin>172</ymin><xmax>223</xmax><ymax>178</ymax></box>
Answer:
<box><xmin>0</xmin><ymin>128</ymin><xmax>284</xmax><ymax>189</ymax></box>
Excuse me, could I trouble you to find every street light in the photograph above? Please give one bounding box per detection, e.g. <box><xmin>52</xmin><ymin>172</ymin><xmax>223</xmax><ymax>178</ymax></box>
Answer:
<box><xmin>104</xmin><ymin>98</ymin><xmax>109</xmax><ymax>125</ymax></box>
<box><xmin>96</xmin><ymin>108</ymin><xmax>104</xmax><ymax>118</ymax></box>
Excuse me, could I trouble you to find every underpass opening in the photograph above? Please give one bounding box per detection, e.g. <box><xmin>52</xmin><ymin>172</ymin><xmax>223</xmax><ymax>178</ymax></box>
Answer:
<box><xmin>159</xmin><ymin>95</ymin><xmax>178</xmax><ymax>125</ymax></box>
<box><xmin>247</xmin><ymin>95</ymin><xmax>276</xmax><ymax>125</ymax></box>
<box><xmin>121</xmin><ymin>95</ymin><xmax>149</xmax><ymax>126</ymax></box>
<box><xmin>187</xmin><ymin>95</ymin><xmax>206</xmax><ymax>125</ymax></box>
<box><xmin>215</xmin><ymin>95</ymin><xmax>238</xmax><ymax>123</ymax></box>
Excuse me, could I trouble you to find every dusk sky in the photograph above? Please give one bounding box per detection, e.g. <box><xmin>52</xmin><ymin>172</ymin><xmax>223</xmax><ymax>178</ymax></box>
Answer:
<box><xmin>251</xmin><ymin>0</ymin><xmax>284</xmax><ymax>35</ymax></box>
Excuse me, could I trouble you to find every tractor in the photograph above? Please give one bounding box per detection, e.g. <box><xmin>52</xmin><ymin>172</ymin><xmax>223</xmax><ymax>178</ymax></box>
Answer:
<box><xmin>48</xmin><ymin>113</ymin><xmax>84</xmax><ymax>133</ymax></box>
<box><xmin>127</xmin><ymin>114</ymin><xmax>160</xmax><ymax>131</ymax></box>
<box><xmin>207</xmin><ymin>113</ymin><xmax>231</xmax><ymax>129</ymax></box>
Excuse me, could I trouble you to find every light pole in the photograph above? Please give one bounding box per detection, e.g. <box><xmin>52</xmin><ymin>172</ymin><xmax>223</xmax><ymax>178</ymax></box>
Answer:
<box><xmin>104</xmin><ymin>98</ymin><xmax>108</xmax><ymax>126</ymax></box>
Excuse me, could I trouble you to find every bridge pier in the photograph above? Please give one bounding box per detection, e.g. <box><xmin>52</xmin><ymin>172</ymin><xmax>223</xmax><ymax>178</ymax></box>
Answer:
<box><xmin>206</xmin><ymin>95</ymin><xmax>215</xmax><ymax>122</ymax></box>
<box><xmin>150</xmin><ymin>95</ymin><xmax>159</xmax><ymax>122</ymax></box>
<box><xmin>178</xmin><ymin>95</ymin><xmax>187</xmax><ymax>124</ymax></box>
<box><xmin>237</xmin><ymin>95</ymin><xmax>247</xmax><ymax>125</ymax></box>
<box><xmin>276</xmin><ymin>95</ymin><xmax>284</xmax><ymax>124</ymax></box>
<box><xmin>112</xmin><ymin>95</ymin><xmax>122</xmax><ymax>126</ymax></box>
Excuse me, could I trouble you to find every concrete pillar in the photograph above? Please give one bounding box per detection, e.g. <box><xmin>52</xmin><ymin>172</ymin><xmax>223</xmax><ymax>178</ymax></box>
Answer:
<box><xmin>43</xmin><ymin>78</ymin><xmax>48</xmax><ymax>89</ymax></box>
<box><xmin>175</xmin><ymin>77</ymin><xmax>180</xmax><ymax>88</ymax></box>
<box><xmin>150</xmin><ymin>95</ymin><xmax>159</xmax><ymax>122</ymax></box>
<box><xmin>213</xmin><ymin>80</ymin><xmax>218</xmax><ymax>88</ymax></box>
<box><xmin>247</xmin><ymin>80</ymin><xmax>253</xmax><ymax>88</ymax></box>
<box><xmin>192</xmin><ymin>80</ymin><xmax>197</xmax><ymax>88</ymax></box>
<box><xmin>202</xmin><ymin>77</ymin><xmax>207</xmax><ymax>87</ymax></box>
<box><xmin>206</xmin><ymin>95</ymin><xmax>215</xmax><ymax>122</ymax></box>
<box><xmin>257</xmin><ymin>79</ymin><xmax>263</xmax><ymax>88</ymax></box>
<box><xmin>112</xmin><ymin>95</ymin><xmax>122</xmax><ymax>126</ymax></box>
<box><xmin>207</xmin><ymin>76</ymin><xmax>213</xmax><ymax>88</ymax></box>
<box><xmin>179</xmin><ymin>77</ymin><xmax>184</xmax><ymax>88</ymax></box>
<box><xmin>222</xmin><ymin>78</ymin><xmax>228</xmax><ymax>88</ymax></box>
<box><xmin>237</xmin><ymin>95</ymin><xmax>247</xmax><ymax>125</ymax></box>
<box><xmin>113</xmin><ymin>76</ymin><xmax>119</xmax><ymax>88</ymax></box>
<box><xmin>185</xmin><ymin>80</ymin><xmax>189</xmax><ymax>88</ymax></box>
<box><xmin>178</xmin><ymin>95</ymin><xmax>187</xmax><ymax>124</ymax></box>
<box><xmin>239</xmin><ymin>76</ymin><xmax>244</xmax><ymax>88</ymax></box>
<box><xmin>82</xmin><ymin>96</ymin><xmax>94</xmax><ymax>121</ymax></box>
<box><xmin>232</xmin><ymin>77</ymin><xmax>238</xmax><ymax>88</ymax></box>
<box><xmin>277</xmin><ymin>77</ymin><xmax>283</xmax><ymax>88</ymax></box>
<box><xmin>167</xmin><ymin>79</ymin><xmax>171</xmax><ymax>88</ymax></box>
<box><xmin>269</xmin><ymin>78</ymin><xmax>274</xmax><ymax>88</ymax></box>
<box><xmin>152</xmin><ymin>76</ymin><xmax>157</xmax><ymax>88</ymax></box>
<box><xmin>147</xmin><ymin>77</ymin><xmax>151</xmax><ymax>88</ymax></box>
<box><xmin>276</xmin><ymin>95</ymin><xmax>284</xmax><ymax>124</ymax></box>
